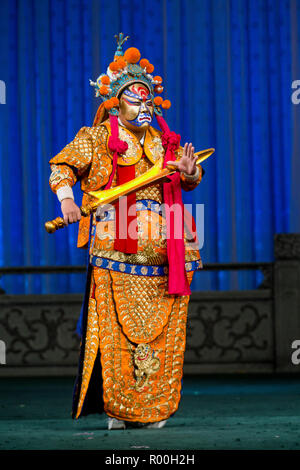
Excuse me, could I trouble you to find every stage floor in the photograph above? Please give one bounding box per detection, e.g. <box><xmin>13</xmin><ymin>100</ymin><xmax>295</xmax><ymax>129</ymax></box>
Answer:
<box><xmin>0</xmin><ymin>375</ymin><xmax>300</xmax><ymax>450</ymax></box>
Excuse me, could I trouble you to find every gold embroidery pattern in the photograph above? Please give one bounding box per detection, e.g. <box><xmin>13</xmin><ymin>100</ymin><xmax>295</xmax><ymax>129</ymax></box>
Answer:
<box><xmin>49</xmin><ymin>164</ymin><xmax>76</xmax><ymax>191</ymax></box>
<box><xmin>133</xmin><ymin>343</ymin><xmax>160</xmax><ymax>392</ymax></box>
<box><xmin>101</xmin><ymin>120</ymin><xmax>165</xmax><ymax>166</ymax></box>
<box><xmin>91</xmin><ymin>152</ymin><xmax>168</xmax><ymax>257</ymax></box>
<box><xmin>180</xmin><ymin>166</ymin><xmax>203</xmax><ymax>191</ymax></box>
<box><xmin>162</xmin><ymin>278</ymin><xmax>191</xmax><ymax>411</ymax></box>
<box><xmin>49</xmin><ymin>127</ymin><xmax>94</xmax><ymax>173</ymax></box>
<box><xmin>117</xmin><ymin>126</ymin><xmax>143</xmax><ymax>165</ymax></box>
<box><xmin>144</xmin><ymin>126</ymin><xmax>165</xmax><ymax>164</ymax></box>
<box><xmin>94</xmin><ymin>267</ymin><xmax>165</xmax><ymax>421</ymax></box>
<box><xmin>110</xmin><ymin>271</ymin><xmax>175</xmax><ymax>343</ymax></box>
<box><xmin>91</xmin><ymin>204</ymin><xmax>201</xmax><ymax>265</ymax></box>
<box><xmin>136</xmin><ymin>183</ymin><xmax>163</xmax><ymax>204</ymax></box>
<box><xmin>93</xmin><ymin>268</ymin><xmax>126</xmax><ymax>415</ymax></box>
<box><xmin>49</xmin><ymin>125</ymin><xmax>113</xmax><ymax>248</ymax></box>
<box><xmin>185</xmin><ymin>249</ymin><xmax>203</xmax><ymax>264</ymax></box>
<box><xmin>92</xmin><ymin>244</ymin><xmax>168</xmax><ymax>266</ymax></box>
<box><xmin>49</xmin><ymin>125</ymin><xmax>112</xmax><ymax>193</ymax></box>
<box><xmin>76</xmin><ymin>277</ymin><xmax>99</xmax><ymax>418</ymax></box>
<box><xmin>101</xmin><ymin>120</ymin><xmax>142</xmax><ymax>166</ymax></box>
<box><xmin>81</xmin><ymin>126</ymin><xmax>112</xmax><ymax>192</ymax></box>
<box><xmin>86</xmin><ymin>267</ymin><xmax>194</xmax><ymax>423</ymax></box>
<box><xmin>135</xmin><ymin>157</ymin><xmax>163</xmax><ymax>203</ymax></box>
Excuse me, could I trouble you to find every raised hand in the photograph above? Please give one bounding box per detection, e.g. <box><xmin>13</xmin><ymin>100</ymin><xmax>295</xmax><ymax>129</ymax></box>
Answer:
<box><xmin>166</xmin><ymin>142</ymin><xmax>197</xmax><ymax>175</ymax></box>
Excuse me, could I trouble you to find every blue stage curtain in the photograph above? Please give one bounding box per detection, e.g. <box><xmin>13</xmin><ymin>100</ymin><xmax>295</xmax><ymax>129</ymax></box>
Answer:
<box><xmin>0</xmin><ymin>0</ymin><xmax>299</xmax><ymax>294</ymax></box>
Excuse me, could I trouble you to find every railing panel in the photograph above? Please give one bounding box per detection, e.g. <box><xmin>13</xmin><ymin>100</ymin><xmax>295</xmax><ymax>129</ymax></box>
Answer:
<box><xmin>0</xmin><ymin>294</ymin><xmax>81</xmax><ymax>376</ymax></box>
<box><xmin>1</xmin><ymin>234</ymin><xmax>300</xmax><ymax>376</ymax></box>
<box><xmin>185</xmin><ymin>290</ymin><xmax>274</xmax><ymax>374</ymax></box>
<box><xmin>0</xmin><ymin>290</ymin><xmax>274</xmax><ymax>376</ymax></box>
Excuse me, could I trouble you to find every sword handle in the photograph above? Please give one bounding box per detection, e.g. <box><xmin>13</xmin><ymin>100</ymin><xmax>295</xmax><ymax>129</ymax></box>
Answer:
<box><xmin>45</xmin><ymin>202</ymin><xmax>98</xmax><ymax>233</ymax></box>
<box><xmin>44</xmin><ymin>217</ymin><xmax>65</xmax><ymax>233</ymax></box>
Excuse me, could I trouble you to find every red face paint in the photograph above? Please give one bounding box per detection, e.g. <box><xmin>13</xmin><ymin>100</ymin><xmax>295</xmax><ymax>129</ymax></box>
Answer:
<box><xmin>131</xmin><ymin>84</ymin><xmax>149</xmax><ymax>101</ymax></box>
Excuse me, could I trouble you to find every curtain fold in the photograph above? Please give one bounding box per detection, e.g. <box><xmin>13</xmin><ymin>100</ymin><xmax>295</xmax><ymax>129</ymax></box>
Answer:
<box><xmin>0</xmin><ymin>0</ymin><xmax>299</xmax><ymax>294</ymax></box>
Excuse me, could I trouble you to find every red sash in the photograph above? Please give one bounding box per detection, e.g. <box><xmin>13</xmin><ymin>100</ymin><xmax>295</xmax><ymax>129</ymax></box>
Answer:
<box><xmin>114</xmin><ymin>164</ymin><xmax>138</xmax><ymax>253</ymax></box>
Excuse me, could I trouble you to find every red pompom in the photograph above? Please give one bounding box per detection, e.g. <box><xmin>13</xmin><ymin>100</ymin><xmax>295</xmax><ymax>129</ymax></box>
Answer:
<box><xmin>154</xmin><ymin>85</ymin><xmax>164</xmax><ymax>93</ymax></box>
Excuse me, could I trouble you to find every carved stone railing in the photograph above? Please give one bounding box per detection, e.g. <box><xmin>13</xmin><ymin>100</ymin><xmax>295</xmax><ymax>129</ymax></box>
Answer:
<box><xmin>0</xmin><ymin>233</ymin><xmax>300</xmax><ymax>376</ymax></box>
<box><xmin>0</xmin><ymin>293</ymin><xmax>81</xmax><ymax>376</ymax></box>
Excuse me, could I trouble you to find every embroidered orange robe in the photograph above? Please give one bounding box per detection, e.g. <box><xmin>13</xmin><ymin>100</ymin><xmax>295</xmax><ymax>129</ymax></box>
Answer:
<box><xmin>49</xmin><ymin>120</ymin><xmax>203</xmax><ymax>423</ymax></box>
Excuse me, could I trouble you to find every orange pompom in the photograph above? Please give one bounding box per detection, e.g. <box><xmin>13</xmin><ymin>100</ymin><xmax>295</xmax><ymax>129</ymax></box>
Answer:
<box><xmin>99</xmin><ymin>85</ymin><xmax>109</xmax><ymax>95</ymax></box>
<box><xmin>109</xmin><ymin>61</ymin><xmax>120</xmax><ymax>72</ymax></box>
<box><xmin>146</xmin><ymin>63</ymin><xmax>154</xmax><ymax>74</ymax></box>
<box><xmin>140</xmin><ymin>58</ymin><xmax>149</xmax><ymax>69</ymax></box>
<box><xmin>153</xmin><ymin>76</ymin><xmax>163</xmax><ymax>84</ymax></box>
<box><xmin>162</xmin><ymin>99</ymin><xmax>171</xmax><ymax>109</ymax></box>
<box><xmin>154</xmin><ymin>85</ymin><xmax>164</xmax><ymax>93</ymax></box>
<box><xmin>103</xmin><ymin>99</ymin><xmax>111</xmax><ymax>110</ymax></box>
<box><xmin>124</xmin><ymin>47</ymin><xmax>141</xmax><ymax>64</ymax></box>
<box><xmin>104</xmin><ymin>97</ymin><xmax>119</xmax><ymax>110</ymax></box>
<box><xmin>110</xmin><ymin>97</ymin><xmax>119</xmax><ymax>107</ymax></box>
<box><xmin>153</xmin><ymin>96</ymin><xmax>163</xmax><ymax>106</ymax></box>
<box><xmin>116</xmin><ymin>58</ymin><xmax>126</xmax><ymax>69</ymax></box>
<box><xmin>100</xmin><ymin>75</ymin><xmax>110</xmax><ymax>85</ymax></box>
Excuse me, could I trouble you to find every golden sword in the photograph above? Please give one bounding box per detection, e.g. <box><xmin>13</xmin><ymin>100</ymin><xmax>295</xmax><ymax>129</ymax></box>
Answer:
<box><xmin>45</xmin><ymin>148</ymin><xmax>215</xmax><ymax>233</ymax></box>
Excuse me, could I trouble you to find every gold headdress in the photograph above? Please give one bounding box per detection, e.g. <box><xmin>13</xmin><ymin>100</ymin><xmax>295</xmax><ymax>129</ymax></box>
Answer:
<box><xmin>89</xmin><ymin>33</ymin><xmax>171</xmax><ymax>117</ymax></box>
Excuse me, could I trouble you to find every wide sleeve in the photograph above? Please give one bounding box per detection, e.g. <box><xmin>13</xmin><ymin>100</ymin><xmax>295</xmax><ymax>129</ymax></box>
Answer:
<box><xmin>49</xmin><ymin>126</ymin><xmax>95</xmax><ymax>197</ymax></box>
<box><xmin>180</xmin><ymin>164</ymin><xmax>204</xmax><ymax>192</ymax></box>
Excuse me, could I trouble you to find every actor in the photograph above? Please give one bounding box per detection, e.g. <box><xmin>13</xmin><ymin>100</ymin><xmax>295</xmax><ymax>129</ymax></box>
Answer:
<box><xmin>48</xmin><ymin>33</ymin><xmax>204</xmax><ymax>429</ymax></box>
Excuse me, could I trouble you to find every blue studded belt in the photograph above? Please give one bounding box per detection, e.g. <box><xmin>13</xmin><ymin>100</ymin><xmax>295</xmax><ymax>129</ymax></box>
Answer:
<box><xmin>90</xmin><ymin>255</ymin><xmax>202</xmax><ymax>276</ymax></box>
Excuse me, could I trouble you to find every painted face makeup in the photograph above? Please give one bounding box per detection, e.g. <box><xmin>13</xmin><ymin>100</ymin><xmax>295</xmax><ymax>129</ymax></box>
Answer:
<box><xmin>119</xmin><ymin>83</ymin><xmax>154</xmax><ymax>129</ymax></box>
